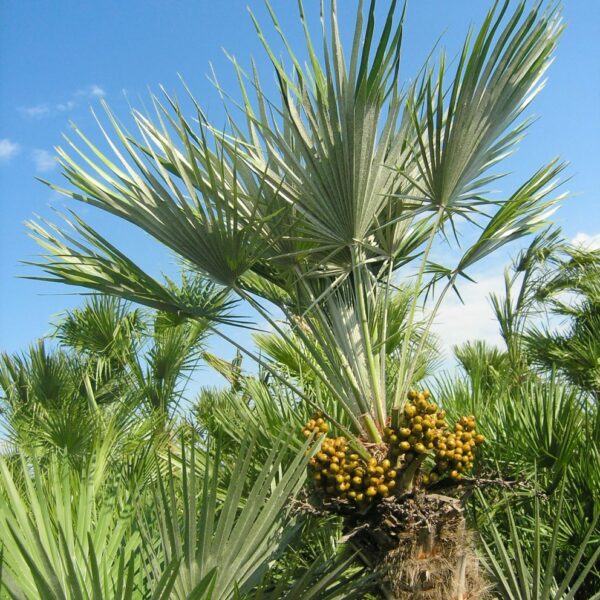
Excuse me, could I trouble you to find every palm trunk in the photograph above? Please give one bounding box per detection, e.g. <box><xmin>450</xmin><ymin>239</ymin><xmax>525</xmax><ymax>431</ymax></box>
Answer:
<box><xmin>347</xmin><ymin>493</ymin><xmax>488</xmax><ymax>599</ymax></box>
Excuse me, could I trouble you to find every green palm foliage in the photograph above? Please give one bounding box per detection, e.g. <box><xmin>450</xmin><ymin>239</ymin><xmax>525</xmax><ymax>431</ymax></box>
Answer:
<box><xmin>0</xmin><ymin>449</ymin><xmax>143</xmax><ymax>599</ymax></box>
<box><xmin>0</xmin><ymin>294</ymin><xmax>219</xmax><ymax>447</ymax></box>
<box><xmin>478</xmin><ymin>484</ymin><xmax>600</xmax><ymax>600</ymax></box>
<box><xmin>437</xmin><ymin>338</ymin><xmax>600</xmax><ymax>595</ymax></box>
<box><xmin>148</xmin><ymin>432</ymin><xmax>314</xmax><ymax>599</ymax></box>
<box><xmin>27</xmin><ymin>0</ymin><xmax>565</xmax><ymax>447</ymax></box>
<box><xmin>0</xmin><ymin>412</ymin><xmax>364</xmax><ymax>599</ymax></box>
<box><xmin>524</xmin><ymin>246</ymin><xmax>600</xmax><ymax>396</ymax></box>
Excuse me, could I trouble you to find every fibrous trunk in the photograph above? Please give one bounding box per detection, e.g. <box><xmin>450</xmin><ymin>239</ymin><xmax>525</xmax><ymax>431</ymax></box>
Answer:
<box><xmin>346</xmin><ymin>493</ymin><xmax>488</xmax><ymax>599</ymax></box>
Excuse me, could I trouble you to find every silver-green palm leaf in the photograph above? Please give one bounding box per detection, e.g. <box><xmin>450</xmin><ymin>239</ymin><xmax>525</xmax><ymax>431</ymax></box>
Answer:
<box><xmin>29</xmin><ymin>0</ymin><xmax>565</xmax><ymax>442</ymax></box>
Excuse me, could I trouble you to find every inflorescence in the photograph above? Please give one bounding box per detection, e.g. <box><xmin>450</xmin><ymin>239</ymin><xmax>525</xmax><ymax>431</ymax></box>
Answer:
<box><xmin>302</xmin><ymin>391</ymin><xmax>485</xmax><ymax>510</ymax></box>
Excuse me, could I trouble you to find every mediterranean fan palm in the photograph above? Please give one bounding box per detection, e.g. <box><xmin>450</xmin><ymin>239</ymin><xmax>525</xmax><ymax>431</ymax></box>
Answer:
<box><xmin>28</xmin><ymin>1</ymin><xmax>566</xmax><ymax>597</ymax></box>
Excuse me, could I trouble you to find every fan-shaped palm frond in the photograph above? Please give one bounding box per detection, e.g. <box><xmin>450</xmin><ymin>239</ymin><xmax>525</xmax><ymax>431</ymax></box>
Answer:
<box><xmin>26</xmin><ymin>0</ymin><xmax>566</xmax><ymax>444</ymax></box>
<box><xmin>0</xmin><ymin>451</ymin><xmax>144</xmax><ymax>599</ymax></box>
<box><xmin>478</xmin><ymin>483</ymin><xmax>600</xmax><ymax>600</ymax></box>
<box><xmin>145</xmin><ymin>429</ymin><xmax>315</xmax><ymax>600</ymax></box>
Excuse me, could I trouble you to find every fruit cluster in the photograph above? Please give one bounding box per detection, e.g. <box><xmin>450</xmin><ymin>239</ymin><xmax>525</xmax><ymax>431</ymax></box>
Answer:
<box><xmin>383</xmin><ymin>390</ymin><xmax>447</xmax><ymax>465</ymax></box>
<box><xmin>301</xmin><ymin>413</ymin><xmax>330</xmax><ymax>437</ymax></box>
<box><xmin>302</xmin><ymin>391</ymin><xmax>485</xmax><ymax>509</ymax></box>
<box><xmin>307</xmin><ymin>434</ymin><xmax>398</xmax><ymax>508</ymax></box>
<box><xmin>428</xmin><ymin>415</ymin><xmax>485</xmax><ymax>482</ymax></box>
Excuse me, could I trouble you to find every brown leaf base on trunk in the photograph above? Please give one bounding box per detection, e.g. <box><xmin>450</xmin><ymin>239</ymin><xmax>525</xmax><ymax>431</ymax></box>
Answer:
<box><xmin>342</xmin><ymin>492</ymin><xmax>490</xmax><ymax>600</ymax></box>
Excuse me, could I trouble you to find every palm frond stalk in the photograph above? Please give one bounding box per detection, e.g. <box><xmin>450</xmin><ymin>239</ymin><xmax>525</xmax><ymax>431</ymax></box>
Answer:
<box><xmin>26</xmin><ymin>0</ymin><xmax>566</xmax><ymax>597</ymax></box>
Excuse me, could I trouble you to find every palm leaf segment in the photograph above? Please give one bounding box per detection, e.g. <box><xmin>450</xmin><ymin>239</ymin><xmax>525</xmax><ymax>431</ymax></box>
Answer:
<box><xmin>29</xmin><ymin>0</ymin><xmax>564</xmax><ymax>441</ymax></box>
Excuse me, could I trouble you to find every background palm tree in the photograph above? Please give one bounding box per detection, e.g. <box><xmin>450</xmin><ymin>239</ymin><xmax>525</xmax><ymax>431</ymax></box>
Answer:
<box><xmin>524</xmin><ymin>244</ymin><xmax>600</xmax><ymax>397</ymax></box>
<box><xmin>0</xmin><ymin>295</ymin><xmax>377</xmax><ymax>598</ymax></box>
<box><xmin>435</xmin><ymin>231</ymin><xmax>600</xmax><ymax>597</ymax></box>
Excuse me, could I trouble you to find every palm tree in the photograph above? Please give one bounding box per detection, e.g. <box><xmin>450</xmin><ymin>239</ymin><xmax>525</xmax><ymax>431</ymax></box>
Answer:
<box><xmin>27</xmin><ymin>0</ymin><xmax>567</xmax><ymax>596</ymax></box>
<box><xmin>1</xmin><ymin>304</ymin><xmax>376</xmax><ymax>598</ymax></box>
<box><xmin>435</xmin><ymin>235</ymin><xmax>600</xmax><ymax>595</ymax></box>
<box><xmin>489</xmin><ymin>229</ymin><xmax>600</xmax><ymax>398</ymax></box>
<box><xmin>524</xmin><ymin>245</ymin><xmax>600</xmax><ymax>397</ymax></box>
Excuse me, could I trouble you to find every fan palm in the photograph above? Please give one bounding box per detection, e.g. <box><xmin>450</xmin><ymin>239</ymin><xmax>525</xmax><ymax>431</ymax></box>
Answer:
<box><xmin>0</xmin><ymin>417</ymin><xmax>357</xmax><ymax>599</ymax></box>
<box><xmin>524</xmin><ymin>246</ymin><xmax>600</xmax><ymax>397</ymax></box>
<box><xmin>436</xmin><ymin>341</ymin><xmax>600</xmax><ymax>595</ymax></box>
<box><xmin>26</xmin><ymin>0</ymin><xmax>567</xmax><ymax>596</ymax></box>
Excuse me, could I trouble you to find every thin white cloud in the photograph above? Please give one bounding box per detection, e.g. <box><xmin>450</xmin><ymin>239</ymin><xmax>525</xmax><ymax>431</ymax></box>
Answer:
<box><xmin>430</xmin><ymin>273</ymin><xmax>506</xmax><ymax>360</ymax></box>
<box><xmin>56</xmin><ymin>100</ymin><xmax>77</xmax><ymax>112</ymax></box>
<box><xmin>0</xmin><ymin>138</ymin><xmax>20</xmax><ymax>162</ymax></box>
<box><xmin>18</xmin><ymin>104</ymin><xmax>50</xmax><ymax>119</ymax></box>
<box><xmin>88</xmin><ymin>84</ymin><xmax>106</xmax><ymax>98</ymax></box>
<box><xmin>31</xmin><ymin>149</ymin><xmax>57</xmax><ymax>173</ymax></box>
<box><xmin>19</xmin><ymin>84</ymin><xmax>106</xmax><ymax>119</ymax></box>
<box><xmin>571</xmin><ymin>232</ymin><xmax>600</xmax><ymax>250</ymax></box>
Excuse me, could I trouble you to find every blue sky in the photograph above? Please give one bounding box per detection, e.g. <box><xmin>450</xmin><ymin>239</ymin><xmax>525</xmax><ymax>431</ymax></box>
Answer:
<box><xmin>1</xmin><ymin>0</ymin><xmax>599</xmax><ymax>369</ymax></box>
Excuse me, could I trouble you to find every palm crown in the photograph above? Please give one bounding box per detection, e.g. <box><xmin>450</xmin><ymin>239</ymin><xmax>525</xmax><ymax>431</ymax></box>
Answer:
<box><xmin>30</xmin><ymin>0</ymin><xmax>564</xmax><ymax>446</ymax></box>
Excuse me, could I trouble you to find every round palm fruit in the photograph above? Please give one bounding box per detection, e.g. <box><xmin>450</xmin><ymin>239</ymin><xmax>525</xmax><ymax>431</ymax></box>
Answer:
<box><xmin>366</xmin><ymin>486</ymin><xmax>378</xmax><ymax>497</ymax></box>
<box><xmin>302</xmin><ymin>413</ymin><xmax>330</xmax><ymax>437</ymax></box>
<box><xmin>404</xmin><ymin>404</ymin><xmax>417</xmax><ymax>418</ymax></box>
